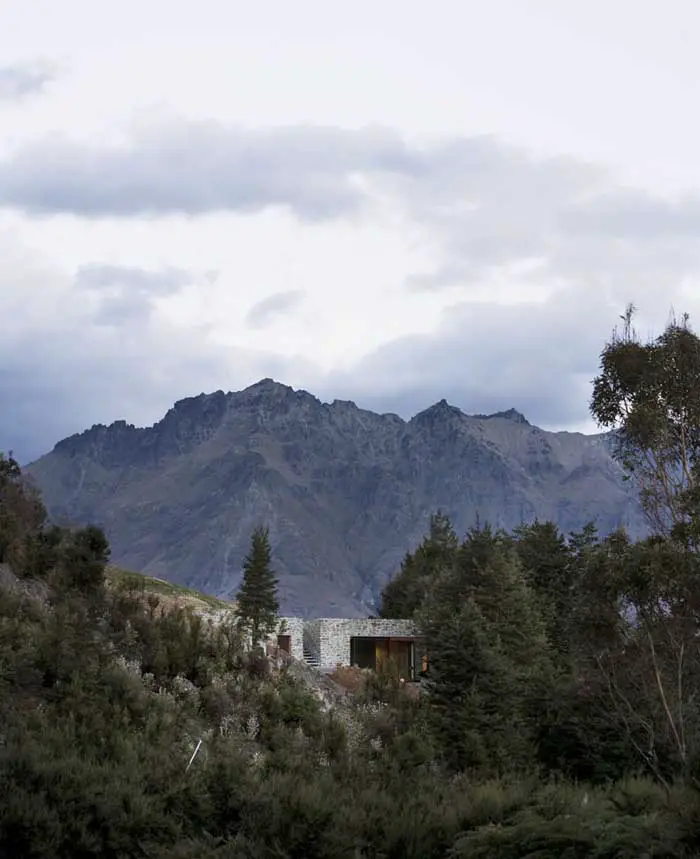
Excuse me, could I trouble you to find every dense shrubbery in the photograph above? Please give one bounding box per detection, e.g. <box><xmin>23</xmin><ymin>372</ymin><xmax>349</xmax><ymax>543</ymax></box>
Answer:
<box><xmin>3</xmin><ymin>450</ymin><xmax>700</xmax><ymax>857</ymax></box>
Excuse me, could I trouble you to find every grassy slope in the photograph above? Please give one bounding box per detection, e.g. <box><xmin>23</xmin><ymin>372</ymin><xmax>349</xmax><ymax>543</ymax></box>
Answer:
<box><xmin>105</xmin><ymin>564</ymin><xmax>234</xmax><ymax>613</ymax></box>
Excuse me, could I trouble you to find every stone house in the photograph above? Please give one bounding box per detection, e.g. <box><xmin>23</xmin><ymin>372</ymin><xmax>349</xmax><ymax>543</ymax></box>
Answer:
<box><xmin>270</xmin><ymin>617</ymin><xmax>423</xmax><ymax>681</ymax></box>
<box><xmin>247</xmin><ymin>616</ymin><xmax>424</xmax><ymax>681</ymax></box>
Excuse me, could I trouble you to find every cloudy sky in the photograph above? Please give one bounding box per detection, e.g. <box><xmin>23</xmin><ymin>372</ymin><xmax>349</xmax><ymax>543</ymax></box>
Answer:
<box><xmin>3</xmin><ymin>0</ymin><xmax>700</xmax><ymax>463</ymax></box>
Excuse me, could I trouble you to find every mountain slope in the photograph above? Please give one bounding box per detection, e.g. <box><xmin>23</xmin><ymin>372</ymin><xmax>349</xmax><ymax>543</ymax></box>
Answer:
<box><xmin>26</xmin><ymin>379</ymin><xmax>645</xmax><ymax>616</ymax></box>
<box><xmin>105</xmin><ymin>565</ymin><xmax>233</xmax><ymax>613</ymax></box>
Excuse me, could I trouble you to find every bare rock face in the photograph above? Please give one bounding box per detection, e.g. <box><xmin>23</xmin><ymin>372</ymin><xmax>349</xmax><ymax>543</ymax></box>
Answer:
<box><xmin>26</xmin><ymin>379</ymin><xmax>645</xmax><ymax>617</ymax></box>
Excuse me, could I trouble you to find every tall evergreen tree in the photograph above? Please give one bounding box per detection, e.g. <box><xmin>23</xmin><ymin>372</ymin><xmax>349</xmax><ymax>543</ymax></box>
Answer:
<box><xmin>0</xmin><ymin>451</ymin><xmax>47</xmax><ymax>566</ymax></box>
<box><xmin>235</xmin><ymin>525</ymin><xmax>280</xmax><ymax>650</ymax></box>
<box><xmin>420</xmin><ymin>524</ymin><xmax>552</xmax><ymax>772</ymax></box>
<box><xmin>513</xmin><ymin>520</ymin><xmax>575</xmax><ymax>656</ymax></box>
<box><xmin>380</xmin><ymin>510</ymin><xmax>459</xmax><ymax>618</ymax></box>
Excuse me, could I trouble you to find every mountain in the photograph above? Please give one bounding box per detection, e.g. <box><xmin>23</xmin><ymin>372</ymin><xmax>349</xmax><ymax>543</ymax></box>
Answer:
<box><xmin>25</xmin><ymin>378</ymin><xmax>645</xmax><ymax>617</ymax></box>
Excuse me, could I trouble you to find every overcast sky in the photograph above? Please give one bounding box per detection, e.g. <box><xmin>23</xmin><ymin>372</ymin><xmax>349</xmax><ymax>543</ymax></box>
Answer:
<box><xmin>3</xmin><ymin>0</ymin><xmax>700</xmax><ymax>463</ymax></box>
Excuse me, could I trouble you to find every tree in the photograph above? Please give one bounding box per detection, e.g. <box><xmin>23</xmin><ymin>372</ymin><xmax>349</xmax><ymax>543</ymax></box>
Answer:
<box><xmin>419</xmin><ymin>524</ymin><xmax>551</xmax><ymax>772</ymax></box>
<box><xmin>590</xmin><ymin>306</ymin><xmax>700</xmax><ymax>784</ymax></box>
<box><xmin>590</xmin><ymin>304</ymin><xmax>700</xmax><ymax>547</ymax></box>
<box><xmin>513</xmin><ymin>520</ymin><xmax>573</xmax><ymax>655</ymax></box>
<box><xmin>0</xmin><ymin>451</ymin><xmax>48</xmax><ymax>568</ymax></box>
<box><xmin>380</xmin><ymin>511</ymin><xmax>459</xmax><ymax>618</ymax></box>
<box><xmin>59</xmin><ymin>524</ymin><xmax>110</xmax><ymax>593</ymax></box>
<box><xmin>585</xmin><ymin>535</ymin><xmax>700</xmax><ymax>787</ymax></box>
<box><xmin>235</xmin><ymin>525</ymin><xmax>279</xmax><ymax>651</ymax></box>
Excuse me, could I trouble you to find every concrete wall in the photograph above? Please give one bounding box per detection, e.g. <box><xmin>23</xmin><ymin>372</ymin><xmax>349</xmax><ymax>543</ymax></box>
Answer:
<box><xmin>313</xmin><ymin>618</ymin><xmax>418</xmax><ymax>670</ymax></box>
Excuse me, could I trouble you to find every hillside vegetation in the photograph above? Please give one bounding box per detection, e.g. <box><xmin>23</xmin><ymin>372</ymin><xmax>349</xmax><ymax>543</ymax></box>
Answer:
<box><xmin>104</xmin><ymin>565</ymin><xmax>233</xmax><ymax>613</ymax></box>
<box><xmin>2</xmin><ymin>307</ymin><xmax>700</xmax><ymax>857</ymax></box>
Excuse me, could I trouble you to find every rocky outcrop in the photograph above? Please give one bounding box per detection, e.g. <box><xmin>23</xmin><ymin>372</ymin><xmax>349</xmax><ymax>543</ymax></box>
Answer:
<box><xmin>26</xmin><ymin>379</ymin><xmax>645</xmax><ymax>617</ymax></box>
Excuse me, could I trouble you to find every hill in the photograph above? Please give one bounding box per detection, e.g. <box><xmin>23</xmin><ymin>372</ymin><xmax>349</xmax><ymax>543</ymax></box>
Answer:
<box><xmin>0</xmin><ymin>559</ymin><xmax>232</xmax><ymax>614</ymax></box>
<box><xmin>26</xmin><ymin>378</ymin><xmax>645</xmax><ymax>616</ymax></box>
<box><xmin>104</xmin><ymin>564</ymin><xmax>233</xmax><ymax>614</ymax></box>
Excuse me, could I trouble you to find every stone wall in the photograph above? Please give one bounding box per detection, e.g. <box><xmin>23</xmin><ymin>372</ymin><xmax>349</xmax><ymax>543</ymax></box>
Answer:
<box><xmin>240</xmin><ymin>615</ymin><xmax>418</xmax><ymax>669</ymax></box>
<box><xmin>314</xmin><ymin>618</ymin><xmax>418</xmax><ymax>669</ymax></box>
<box><xmin>303</xmin><ymin>619</ymin><xmax>323</xmax><ymax>661</ymax></box>
<box><xmin>268</xmin><ymin>616</ymin><xmax>304</xmax><ymax>661</ymax></box>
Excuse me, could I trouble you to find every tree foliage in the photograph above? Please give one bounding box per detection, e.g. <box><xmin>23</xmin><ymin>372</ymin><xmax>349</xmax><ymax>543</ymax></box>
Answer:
<box><xmin>235</xmin><ymin>524</ymin><xmax>280</xmax><ymax>650</ymax></box>
<box><xmin>380</xmin><ymin>510</ymin><xmax>459</xmax><ymax>618</ymax></box>
<box><xmin>591</xmin><ymin>304</ymin><xmax>700</xmax><ymax>547</ymax></box>
<box><xmin>0</xmin><ymin>450</ymin><xmax>48</xmax><ymax>567</ymax></box>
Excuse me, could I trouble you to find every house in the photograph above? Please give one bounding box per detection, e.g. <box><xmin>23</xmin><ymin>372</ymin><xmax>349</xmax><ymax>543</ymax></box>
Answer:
<box><xmin>298</xmin><ymin>617</ymin><xmax>422</xmax><ymax>681</ymax></box>
<box><xmin>257</xmin><ymin>616</ymin><xmax>425</xmax><ymax>682</ymax></box>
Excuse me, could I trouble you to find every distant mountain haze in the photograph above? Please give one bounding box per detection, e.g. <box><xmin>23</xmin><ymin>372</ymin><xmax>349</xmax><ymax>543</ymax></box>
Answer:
<box><xmin>26</xmin><ymin>379</ymin><xmax>645</xmax><ymax>617</ymax></box>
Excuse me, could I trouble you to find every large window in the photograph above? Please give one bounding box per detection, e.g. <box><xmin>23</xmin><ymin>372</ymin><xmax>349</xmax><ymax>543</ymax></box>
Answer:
<box><xmin>350</xmin><ymin>637</ymin><xmax>416</xmax><ymax>680</ymax></box>
<box><xmin>350</xmin><ymin>636</ymin><xmax>377</xmax><ymax>671</ymax></box>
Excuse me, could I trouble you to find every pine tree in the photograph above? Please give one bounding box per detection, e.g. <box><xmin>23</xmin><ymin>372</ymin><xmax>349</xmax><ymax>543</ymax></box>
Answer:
<box><xmin>513</xmin><ymin>520</ymin><xmax>575</xmax><ymax>656</ymax></box>
<box><xmin>419</xmin><ymin>525</ymin><xmax>552</xmax><ymax>773</ymax></box>
<box><xmin>380</xmin><ymin>511</ymin><xmax>459</xmax><ymax>618</ymax></box>
<box><xmin>235</xmin><ymin>525</ymin><xmax>280</xmax><ymax>650</ymax></box>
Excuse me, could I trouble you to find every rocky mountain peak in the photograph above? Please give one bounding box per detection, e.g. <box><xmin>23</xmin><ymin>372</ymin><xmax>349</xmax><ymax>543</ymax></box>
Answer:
<box><xmin>329</xmin><ymin>398</ymin><xmax>358</xmax><ymax>412</ymax></box>
<box><xmin>474</xmin><ymin>407</ymin><xmax>530</xmax><ymax>425</ymax></box>
<box><xmin>490</xmin><ymin>408</ymin><xmax>530</xmax><ymax>425</ymax></box>
<box><xmin>235</xmin><ymin>378</ymin><xmax>321</xmax><ymax>416</ymax></box>
<box><xmin>412</xmin><ymin>399</ymin><xmax>465</xmax><ymax>425</ymax></box>
<box><xmin>164</xmin><ymin>391</ymin><xmax>228</xmax><ymax>428</ymax></box>
<box><xmin>31</xmin><ymin>381</ymin><xmax>646</xmax><ymax>617</ymax></box>
<box><xmin>241</xmin><ymin>377</ymin><xmax>291</xmax><ymax>397</ymax></box>
<box><xmin>52</xmin><ymin>419</ymin><xmax>138</xmax><ymax>458</ymax></box>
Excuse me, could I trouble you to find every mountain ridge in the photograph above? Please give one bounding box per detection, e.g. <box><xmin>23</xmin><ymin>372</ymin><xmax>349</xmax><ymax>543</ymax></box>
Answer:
<box><xmin>48</xmin><ymin>382</ymin><xmax>557</xmax><ymax>455</ymax></box>
<box><xmin>27</xmin><ymin>378</ymin><xmax>643</xmax><ymax>617</ymax></box>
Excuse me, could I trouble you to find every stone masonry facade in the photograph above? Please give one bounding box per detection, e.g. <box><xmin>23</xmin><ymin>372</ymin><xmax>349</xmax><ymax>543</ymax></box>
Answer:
<box><xmin>218</xmin><ymin>613</ymin><xmax>417</xmax><ymax>671</ymax></box>
<box><xmin>302</xmin><ymin>618</ymin><xmax>418</xmax><ymax>670</ymax></box>
<box><xmin>267</xmin><ymin>616</ymin><xmax>305</xmax><ymax>661</ymax></box>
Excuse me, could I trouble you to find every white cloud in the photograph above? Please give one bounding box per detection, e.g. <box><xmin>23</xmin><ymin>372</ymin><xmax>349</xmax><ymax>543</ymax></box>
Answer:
<box><xmin>75</xmin><ymin>263</ymin><xmax>196</xmax><ymax>324</ymax></box>
<box><xmin>0</xmin><ymin>122</ymin><xmax>417</xmax><ymax>219</ymax></box>
<box><xmin>0</xmin><ymin>62</ymin><xmax>55</xmax><ymax>101</ymax></box>
<box><xmin>2</xmin><ymin>0</ymin><xmax>700</xmax><ymax>462</ymax></box>
<box><xmin>0</xmin><ymin>234</ymin><xmax>318</xmax><ymax>461</ymax></box>
<box><xmin>245</xmin><ymin>290</ymin><xmax>306</xmax><ymax>329</ymax></box>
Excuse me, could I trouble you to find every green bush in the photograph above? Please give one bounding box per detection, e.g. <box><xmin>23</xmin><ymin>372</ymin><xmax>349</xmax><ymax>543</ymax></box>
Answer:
<box><xmin>5</xmin><ymin>455</ymin><xmax>700</xmax><ymax>857</ymax></box>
